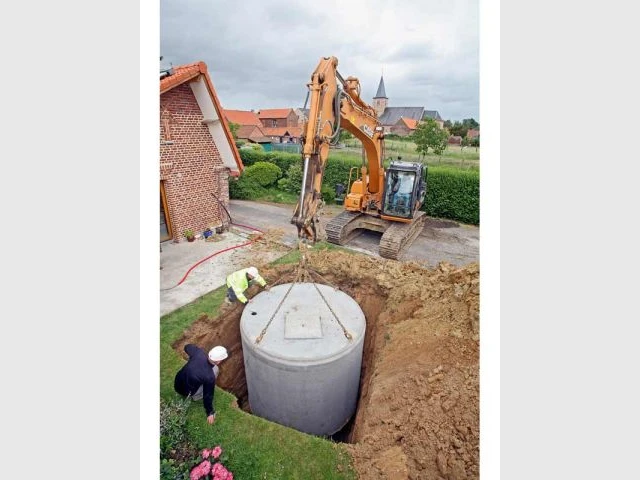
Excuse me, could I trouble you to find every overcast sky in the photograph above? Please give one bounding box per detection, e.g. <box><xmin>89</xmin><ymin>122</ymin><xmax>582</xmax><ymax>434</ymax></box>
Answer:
<box><xmin>160</xmin><ymin>0</ymin><xmax>479</xmax><ymax>122</ymax></box>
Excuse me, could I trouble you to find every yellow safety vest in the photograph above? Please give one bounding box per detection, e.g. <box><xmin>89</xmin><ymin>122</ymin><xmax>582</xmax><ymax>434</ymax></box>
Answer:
<box><xmin>226</xmin><ymin>268</ymin><xmax>266</xmax><ymax>304</ymax></box>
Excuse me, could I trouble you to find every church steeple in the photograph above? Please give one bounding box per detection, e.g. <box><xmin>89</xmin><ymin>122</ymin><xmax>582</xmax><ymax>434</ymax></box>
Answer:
<box><xmin>374</xmin><ymin>75</ymin><xmax>387</xmax><ymax>99</ymax></box>
<box><xmin>373</xmin><ymin>75</ymin><xmax>388</xmax><ymax>117</ymax></box>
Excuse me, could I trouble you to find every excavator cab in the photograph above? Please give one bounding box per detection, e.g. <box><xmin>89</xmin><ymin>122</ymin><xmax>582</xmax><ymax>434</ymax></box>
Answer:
<box><xmin>381</xmin><ymin>161</ymin><xmax>427</xmax><ymax>219</ymax></box>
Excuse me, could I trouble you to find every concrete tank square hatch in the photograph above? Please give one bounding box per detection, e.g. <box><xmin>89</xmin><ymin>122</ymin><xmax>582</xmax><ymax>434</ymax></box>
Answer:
<box><xmin>284</xmin><ymin>308</ymin><xmax>324</xmax><ymax>339</ymax></box>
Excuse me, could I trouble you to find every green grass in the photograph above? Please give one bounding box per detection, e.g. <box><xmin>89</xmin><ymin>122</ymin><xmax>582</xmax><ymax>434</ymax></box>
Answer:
<box><xmin>342</xmin><ymin>138</ymin><xmax>479</xmax><ymax>169</ymax></box>
<box><xmin>160</xmin><ymin>245</ymin><xmax>357</xmax><ymax>479</ymax></box>
<box><xmin>253</xmin><ymin>187</ymin><xmax>300</xmax><ymax>204</ymax></box>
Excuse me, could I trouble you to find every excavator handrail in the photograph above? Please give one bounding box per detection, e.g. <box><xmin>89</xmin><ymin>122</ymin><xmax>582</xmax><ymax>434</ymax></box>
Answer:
<box><xmin>347</xmin><ymin>166</ymin><xmax>360</xmax><ymax>196</ymax></box>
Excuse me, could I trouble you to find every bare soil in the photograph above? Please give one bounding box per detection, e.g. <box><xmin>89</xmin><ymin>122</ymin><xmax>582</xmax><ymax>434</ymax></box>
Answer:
<box><xmin>173</xmin><ymin>250</ymin><xmax>479</xmax><ymax>480</ymax></box>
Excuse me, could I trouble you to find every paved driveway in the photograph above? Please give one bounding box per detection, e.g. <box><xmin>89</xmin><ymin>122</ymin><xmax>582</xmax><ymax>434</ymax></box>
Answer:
<box><xmin>229</xmin><ymin>200</ymin><xmax>479</xmax><ymax>267</ymax></box>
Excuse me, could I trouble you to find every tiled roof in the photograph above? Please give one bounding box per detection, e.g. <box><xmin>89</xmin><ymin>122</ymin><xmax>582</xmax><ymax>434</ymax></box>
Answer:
<box><xmin>236</xmin><ymin>124</ymin><xmax>266</xmax><ymax>139</ymax></box>
<box><xmin>262</xmin><ymin>126</ymin><xmax>303</xmax><ymax>137</ymax></box>
<box><xmin>423</xmin><ymin>110</ymin><xmax>443</xmax><ymax>121</ymax></box>
<box><xmin>159</xmin><ymin>61</ymin><xmax>243</xmax><ymax>174</ymax></box>
<box><xmin>258</xmin><ymin>108</ymin><xmax>294</xmax><ymax>119</ymax></box>
<box><xmin>379</xmin><ymin>107</ymin><xmax>424</xmax><ymax>126</ymax></box>
<box><xmin>224</xmin><ymin>109</ymin><xmax>263</xmax><ymax>127</ymax></box>
<box><xmin>160</xmin><ymin>62</ymin><xmax>202</xmax><ymax>94</ymax></box>
<box><xmin>399</xmin><ymin>117</ymin><xmax>419</xmax><ymax>129</ymax></box>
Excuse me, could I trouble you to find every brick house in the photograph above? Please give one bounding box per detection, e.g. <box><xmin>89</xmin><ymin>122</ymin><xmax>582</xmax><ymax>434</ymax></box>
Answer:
<box><xmin>262</xmin><ymin>126</ymin><xmax>304</xmax><ymax>144</ymax></box>
<box><xmin>466</xmin><ymin>128</ymin><xmax>480</xmax><ymax>139</ymax></box>
<box><xmin>160</xmin><ymin>61</ymin><xmax>243</xmax><ymax>243</ymax></box>
<box><xmin>390</xmin><ymin>117</ymin><xmax>419</xmax><ymax>137</ymax></box>
<box><xmin>223</xmin><ymin>110</ymin><xmax>271</xmax><ymax>143</ymax></box>
<box><xmin>448</xmin><ymin>135</ymin><xmax>463</xmax><ymax>145</ymax></box>
<box><xmin>257</xmin><ymin>108</ymin><xmax>299</xmax><ymax>129</ymax></box>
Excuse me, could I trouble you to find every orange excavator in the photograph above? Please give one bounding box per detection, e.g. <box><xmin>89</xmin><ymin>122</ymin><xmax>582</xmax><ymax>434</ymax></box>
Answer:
<box><xmin>291</xmin><ymin>56</ymin><xmax>428</xmax><ymax>259</ymax></box>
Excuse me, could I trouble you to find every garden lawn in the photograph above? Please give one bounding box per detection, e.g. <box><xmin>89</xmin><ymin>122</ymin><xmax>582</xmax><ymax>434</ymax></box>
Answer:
<box><xmin>160</xmin><ymin>247</ymin><xmax>357</xmax><ymax>480</ymax></box>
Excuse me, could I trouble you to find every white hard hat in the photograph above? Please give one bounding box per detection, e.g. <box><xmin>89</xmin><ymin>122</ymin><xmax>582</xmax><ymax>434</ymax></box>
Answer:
<box><xmin>246</xmin><ymin>267</ymin><xmax>259</xmax><ymax>277</ymax></box>
<box><xmin>208</xmin><ymin>346</ymin><xmax>228</xmax><ymax>362</ymax></box>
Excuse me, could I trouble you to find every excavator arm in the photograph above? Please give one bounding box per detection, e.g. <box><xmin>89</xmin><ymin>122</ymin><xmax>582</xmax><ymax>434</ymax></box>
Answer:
<box><xmin>291</xmin><ymin>56</ymin><xmax>385</xmax><ymax>242</ymax></box>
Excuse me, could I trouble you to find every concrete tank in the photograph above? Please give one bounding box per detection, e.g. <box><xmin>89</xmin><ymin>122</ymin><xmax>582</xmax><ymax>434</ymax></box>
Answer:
<box><xmin>240</xmin><ymin>282</ymin><xmax>366</xmax><ymax>436</ymax></box>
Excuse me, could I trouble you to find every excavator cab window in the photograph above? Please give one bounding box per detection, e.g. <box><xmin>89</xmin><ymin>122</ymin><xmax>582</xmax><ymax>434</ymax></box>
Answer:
<box><xmin>382</xmin><ymin>169</ymin><xmax>417</xmax><ymax>218</ymax></box>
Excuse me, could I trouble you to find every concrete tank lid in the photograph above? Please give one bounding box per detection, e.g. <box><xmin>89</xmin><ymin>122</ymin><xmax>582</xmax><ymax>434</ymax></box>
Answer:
<box><xmin>240</xmin><ymin>282</ymin><xmax>366</xmax><ymax>362</ymax></box>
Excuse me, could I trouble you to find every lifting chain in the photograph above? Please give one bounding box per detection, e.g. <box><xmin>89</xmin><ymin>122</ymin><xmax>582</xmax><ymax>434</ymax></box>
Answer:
<box><xmin>311</xmin><ymin>281</ymin><xmax>353</xmax><ymax>341</ymax></box>
<box><xmin>254</xmin><ymin>241</ymin><xmax>352</xmax><ymax>344</ymax></box>
<box><xmin>255</xmin><ymin>267</ymin><xmax>302</xmax><ymax>344</ymax></box>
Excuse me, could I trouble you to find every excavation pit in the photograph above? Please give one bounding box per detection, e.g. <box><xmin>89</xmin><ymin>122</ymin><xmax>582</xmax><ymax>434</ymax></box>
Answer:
<box><xmin>172</xmin><ymin>270</ymin><xmax>384</xmax><ymax>444</ymax></box>
<box><xmin>171</xmin><ymin>251</ymin><xmax>480</xmax><ymax>478</ymax></box>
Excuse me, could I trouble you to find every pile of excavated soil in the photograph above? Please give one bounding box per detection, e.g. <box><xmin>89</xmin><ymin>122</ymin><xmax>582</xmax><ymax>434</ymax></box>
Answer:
<box><xmin>172</xmin><ymin>249</ymin><xmax>479</xmax><ymax>480</ymax></box>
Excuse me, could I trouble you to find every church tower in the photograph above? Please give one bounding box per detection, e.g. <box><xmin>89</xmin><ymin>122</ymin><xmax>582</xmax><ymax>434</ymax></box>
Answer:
<box><xmin>373</xmin><ymin>75</ymin><xmax>388</xmax><ymax>117</ymax></box>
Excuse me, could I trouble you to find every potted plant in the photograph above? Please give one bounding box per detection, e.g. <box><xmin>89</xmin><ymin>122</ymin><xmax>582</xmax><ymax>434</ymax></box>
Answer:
<box><xmin>183</xmin><ymin>229</ymin><xmax>195</xmax><ymax>242</ymax></box>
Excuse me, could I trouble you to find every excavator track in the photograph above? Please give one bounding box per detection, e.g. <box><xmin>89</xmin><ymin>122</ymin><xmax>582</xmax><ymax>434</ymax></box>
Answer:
<box><xmin>378</xmin><ymin>211</ymin><xmax>427</xmax><ymax>260</ymax></box>
<box><xmin>325</xmin><ymin>211</ymin><xmax>365</xmax><ymax>245</ymax></box>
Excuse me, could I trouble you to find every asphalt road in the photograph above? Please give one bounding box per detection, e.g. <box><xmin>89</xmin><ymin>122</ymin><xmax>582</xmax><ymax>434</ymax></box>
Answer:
<box><xmin>228</xmin><ymin>200</ymin><xmax>479</xmax><ymax>267</ymax></box>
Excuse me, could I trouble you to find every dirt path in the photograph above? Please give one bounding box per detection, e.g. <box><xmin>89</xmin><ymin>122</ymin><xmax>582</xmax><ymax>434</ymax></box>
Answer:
<box><xmin>229</xmin><ymin>200</ymin><xmax>479</xmax><ymax>267</ymax></box>
<box><xmin>173</xmin><ymin>249</ymin><xmax>479</xmax><ymax>479</ymax></box>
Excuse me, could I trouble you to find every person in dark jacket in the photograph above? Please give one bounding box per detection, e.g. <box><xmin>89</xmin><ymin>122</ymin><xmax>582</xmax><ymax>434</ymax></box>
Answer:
<box><xmin>174</xmin><ymin>344</ymin><xmax>228</xmax><ymax>424</ymax></box>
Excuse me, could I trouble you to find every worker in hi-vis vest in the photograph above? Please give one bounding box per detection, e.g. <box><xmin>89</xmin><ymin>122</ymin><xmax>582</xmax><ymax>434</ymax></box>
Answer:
<box><xmin>225</xmin><ymin>266</ymin><xmax>268</xmax><ymax>304</ymax></box>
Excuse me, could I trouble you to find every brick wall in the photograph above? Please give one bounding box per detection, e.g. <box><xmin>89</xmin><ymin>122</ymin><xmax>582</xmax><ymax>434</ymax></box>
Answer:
<box><xmin>160</xmin><ymin>83</ymin><xmax>230</xmax><ymax>243</ymax></box>
<box><xmin>259</xmin><ymin>111</ymin><xmax>298</xmax><ymax>129</ymax></box>
<box><xmin>390</xmin><ymin>125</ymin><xmax>414</xmax><ymax>137</ymax></box>
<box><xmin>260</xmin><ymin>117</ymin><xmax>286</xmax><ymax>128</ymax></box>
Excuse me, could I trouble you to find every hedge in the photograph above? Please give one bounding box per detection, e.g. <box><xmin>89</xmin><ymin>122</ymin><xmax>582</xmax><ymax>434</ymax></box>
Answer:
<box><xmin>235</xmin><ymin>150</ymin><xmax>479</xmax><ymax>225</ymax></box>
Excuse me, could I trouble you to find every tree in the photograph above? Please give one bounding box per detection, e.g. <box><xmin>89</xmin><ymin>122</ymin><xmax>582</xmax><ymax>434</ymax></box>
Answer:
<box><xmin>462</xmin><ymin>118</ymin><xmax>480</xmax><ymax>130</ymax></box>
<box><xmin>228</xmin><ymin>122</ymin><xmax>240</xmax><ymax>140</ymax></box>
<box><xmin>339</xmin><ymin>129</ymin><xmax>353</xmax><ymax>142</ymax></box>
<box><xmin>449</xmin><ymin>120</ymin><xmax>467</xmax><ymax>138</ymax></box>
<box><xmin>412</xmin><ymin>118</ymin><xmax>449</xmax><ymax>156</ymax></box>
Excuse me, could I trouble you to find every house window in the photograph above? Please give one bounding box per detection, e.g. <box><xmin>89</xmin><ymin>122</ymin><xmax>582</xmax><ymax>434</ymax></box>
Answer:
<box><xmin>272</xmin><ymin>120</ymin><xmax>277</xmax><ymax>127</ymax></box>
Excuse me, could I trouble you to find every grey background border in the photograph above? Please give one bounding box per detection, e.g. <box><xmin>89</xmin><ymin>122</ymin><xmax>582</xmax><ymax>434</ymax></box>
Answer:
<box><xmin>1</xmin><ymin>0</ymin><xmax>142</xmax><ymax>477</ymax></box>
<box><xmin>501</xmin><ymin>1</ymin><xmax>639</xmax><ymax>478</ymax></box>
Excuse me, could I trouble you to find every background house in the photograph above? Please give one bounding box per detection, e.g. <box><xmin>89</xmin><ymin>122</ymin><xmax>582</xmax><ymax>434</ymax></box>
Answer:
<box><xmin>423</xmin><ymin>110</ymin><xmax>444</xmax><ymax>129</ymax></box>
<box><xmin>390</xmin><ymin>117</ymin><xmax>419</xmax><ymax>137</ymax></box>
<box><xmin>160</xmin><ymin>61</ymin><xmax>243</xmax><ymax>243</ymax></box>
<box><xmin>257</xmin><ymin>108</ymin><xmax>299</xmax><ymax>128</ymax></box>
<box><xmin>257</xmin><ymin>108</ymin><xmax>303</xmax><ymax>143</ymax></box>
<box><xmin>293</xmin><ymin>108</ymin><xmax>309</xmax><ymax>126</ymax></box>
<box><xmin>466</xmin><ymin>128</ymin><xmax>480</xmax><ymax>139</ymax></box>
<box><xmin>223</xmin><ymin>110</ymin><xmax>271</xmax><ymax>144</ymax></box>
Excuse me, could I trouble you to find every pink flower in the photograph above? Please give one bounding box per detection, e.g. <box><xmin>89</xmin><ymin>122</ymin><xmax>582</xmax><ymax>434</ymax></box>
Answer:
<box><xmin>190</xmin><ymin>460</ymin><xmax>211</xmax><ymax>480</ymax></box>
<box><xmin>211</xmin><ymin>445</ymin><xmax>222</xmax><ymax>459</ymax></box>
<box><xmin>189</xmin><ymin>464</ymin><xmax>203</xmax><ymax>480</ymax></box>
<box><xmin>211</xmin><ymin>462</ymin><xmax>231</xmax><ymax>480</ymax></box>
<box><xmin>202</xmin><ymin>448</ymin><xmax>211</xmax><ymax>459</ymax></box>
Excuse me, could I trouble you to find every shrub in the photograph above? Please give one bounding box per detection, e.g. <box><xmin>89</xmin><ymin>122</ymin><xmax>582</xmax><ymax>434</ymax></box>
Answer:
<box><xmin>423</xmin><ymin>167</ymin><xmax>479</xmax><ymax>225</ymax></box>
<box><xmin>279</xmin><ymin>163</ymin><xmax>303</xmax><ymax>194</ymax></box>
<box><xmin>243</xmin><ymin>162</ymin><xmax>282</xmax><ymax>187</ymax></box>
<box><xmin>238</xmin><ymin>149</ymin><xmax>299</xmax><ymax>172</ymax></box>
<box><xmin>321</xmin><ymin>185</ymin><xmax>336</xmax><ymax>203</ymax></box>
<box><xmin>228</xmin><ymin>176</ymin><xmax>265</xmax><ymax>200</ymax></box>
<box><xmin>238</xmin><ymin>149</ymin><xmax>480</xmax><ymax>225</ymax></box>
<box><xmin>160</xmin><ymin>397</ymin><xmax>191</xmax><ymax>457</ymax></box>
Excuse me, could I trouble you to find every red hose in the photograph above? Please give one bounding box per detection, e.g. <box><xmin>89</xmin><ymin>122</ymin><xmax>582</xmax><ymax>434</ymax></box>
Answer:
<box><xmin>162</xmin><ymin>222</ymin><xmax>266</xmax><ymax>291</ymax></box>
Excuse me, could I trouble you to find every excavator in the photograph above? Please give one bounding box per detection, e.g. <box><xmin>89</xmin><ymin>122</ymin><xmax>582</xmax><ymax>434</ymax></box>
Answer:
<box><xmin>291</xmin><ymin>56</ymin><xmax>428</xmax><ymax>260</ymax></box>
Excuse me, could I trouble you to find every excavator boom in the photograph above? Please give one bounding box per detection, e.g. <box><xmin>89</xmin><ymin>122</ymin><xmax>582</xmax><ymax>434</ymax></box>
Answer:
<box><xmin>291</xmin><ymin>56</ymin><xmax>385</xmax><ymax>241</ymax></box>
